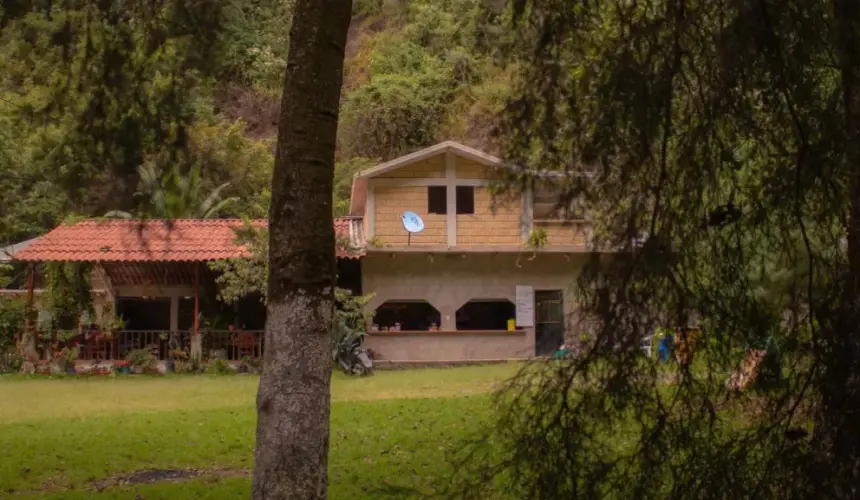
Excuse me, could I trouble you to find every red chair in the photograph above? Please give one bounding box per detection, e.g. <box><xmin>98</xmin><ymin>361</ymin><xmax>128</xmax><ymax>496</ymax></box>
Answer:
<box><xmin>86</xmin><ymin>331</ymin><xmax>113</xmax><ymax>360</ymax></box>
<box><xmin>234</xmin><ymin>331</ymin><xmax>257</xmax><ymax>359</ymax></box>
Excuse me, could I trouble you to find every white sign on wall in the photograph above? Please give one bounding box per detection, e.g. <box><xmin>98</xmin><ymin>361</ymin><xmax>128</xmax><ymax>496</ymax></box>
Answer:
<box><xmin>515</xmin><ymin>285</ymin><xmax>535</xmax><ymax>327</ymax></box>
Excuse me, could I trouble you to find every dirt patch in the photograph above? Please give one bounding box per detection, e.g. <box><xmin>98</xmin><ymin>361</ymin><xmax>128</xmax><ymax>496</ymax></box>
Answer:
<box><xmin>91</xmin><ymin>468</ymin><xmax>249</xmax><ymax>491</ymax></box>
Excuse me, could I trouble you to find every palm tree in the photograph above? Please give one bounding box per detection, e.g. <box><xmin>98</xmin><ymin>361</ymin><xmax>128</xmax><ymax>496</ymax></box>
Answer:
<box><xmin>105</xmin><ymin>163</ymin><xmax>237</xmax><ymax>219</ymax></box>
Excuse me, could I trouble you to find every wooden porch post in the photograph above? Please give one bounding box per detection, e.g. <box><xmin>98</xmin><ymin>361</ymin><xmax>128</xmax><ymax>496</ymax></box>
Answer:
<box><xmin>193</xmin><ymin>263</ymin><xmax>199</xmax><ymax>336</ymax></box>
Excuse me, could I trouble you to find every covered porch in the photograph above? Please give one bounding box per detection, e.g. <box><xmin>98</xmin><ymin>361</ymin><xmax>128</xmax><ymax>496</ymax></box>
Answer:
<box><xmin>20</xmin><ymin>258</ymin><xmax>267</xmax><ymax>362</ymax></box>
<box><xmin>12</xmin><ymin>218</ymin><xmax>363</xmax><ymax>363</ymax></box>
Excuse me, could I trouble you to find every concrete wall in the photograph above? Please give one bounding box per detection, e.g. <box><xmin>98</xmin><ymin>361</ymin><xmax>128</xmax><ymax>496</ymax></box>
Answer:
<box><xmin>362</xmin><ymin>252</ymin><xmax>586</xmax><ymax>361</ymax></box>
<box><xmin>366</xmin><ymin>331</ymin><xmax>533</xmax><ymax>362</ymax></box>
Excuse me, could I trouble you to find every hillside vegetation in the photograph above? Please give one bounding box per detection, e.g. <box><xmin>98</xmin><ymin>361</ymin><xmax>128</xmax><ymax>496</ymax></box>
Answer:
<box><xmin>0</xmin><ymin>0</ymin><xmax>514</xmax><ymax>242</ymax></box>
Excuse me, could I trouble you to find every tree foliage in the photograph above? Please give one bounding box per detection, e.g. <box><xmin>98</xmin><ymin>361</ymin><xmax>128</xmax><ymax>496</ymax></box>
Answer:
<box><xmin>451</xmin><ymin>1</ymin><xmax>860</xmax><ymax>499</ymax></box>
<box><xmin>1</xmin><ymin>0</ymin><xmax>519</xmax><ymax>249</ymax></box>
<box><xmin>339</xmin><ymin>0</ymin><xmax>513</xmax><ymax>160</ymax></box>
<box><xmin>105</xmin><ymin>163</ymin><xmax>238</xmax><ymax>220</ymax></box>
<box><xmin>0</xmin><ymin>1</ymin><xmax>279</xmax><ymax>241</ymax></box>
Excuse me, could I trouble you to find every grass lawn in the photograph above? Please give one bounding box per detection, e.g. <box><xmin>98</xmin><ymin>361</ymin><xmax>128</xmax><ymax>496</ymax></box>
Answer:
<box><xmin>0</xmin><ymin>364</ymin><xmax>519</xmax><ymax>499</ymax></box>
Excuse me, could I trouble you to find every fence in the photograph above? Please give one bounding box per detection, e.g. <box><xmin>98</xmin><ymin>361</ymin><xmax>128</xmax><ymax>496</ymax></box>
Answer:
<box><xmin>28</xmin><ymin>329</ymin><xmax>265</xmax><ymax>361</ymax></box>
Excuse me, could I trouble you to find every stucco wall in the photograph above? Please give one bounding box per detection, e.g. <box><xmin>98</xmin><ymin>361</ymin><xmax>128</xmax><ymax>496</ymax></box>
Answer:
<box><xmin>362</xmin><ymin>252</ymin><xmax>586</xmax><ymax>361</ymax></box>
<box><xmin>366</xmin><ymin>331</ymin><xmax>533</xmax><ymax>362</ymax></box>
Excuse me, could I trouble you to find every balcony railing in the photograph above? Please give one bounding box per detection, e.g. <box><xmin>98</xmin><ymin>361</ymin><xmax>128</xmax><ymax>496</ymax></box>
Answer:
<box><xmin>32</xmin><ymin>329</ymin><xmax>265</xmax><ymax>361</ymax></box>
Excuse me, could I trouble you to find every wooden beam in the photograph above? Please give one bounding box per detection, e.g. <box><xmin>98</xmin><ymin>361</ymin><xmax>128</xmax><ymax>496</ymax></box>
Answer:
<box><xmin>367</xmin><ymin>177</ymin><xmax>491</xmax><ymax>187</ymax></box>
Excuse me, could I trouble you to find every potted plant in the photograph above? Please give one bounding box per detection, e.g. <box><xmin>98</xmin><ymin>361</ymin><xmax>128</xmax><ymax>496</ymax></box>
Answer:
<box><xmin>126</xmin><ymin>349</ymin><xmax>155</xmax><ymax>374</ymax></box>
<box><xmin>51</xmin><ymin>345</ymin><xmax>80</xmax><ymax>375</ymax></box>
<box><xmin>167</xmin><ymin>348</ymin><xmax>189</xmax><ymax>373</ymax></box>
<box><xmin>113</xmin><ymin>360</ymin><xmax>131</xmax><ymax>374</ymax></box>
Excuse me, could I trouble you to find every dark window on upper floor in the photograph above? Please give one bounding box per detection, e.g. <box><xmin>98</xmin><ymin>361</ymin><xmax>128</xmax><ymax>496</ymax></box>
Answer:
<box><xmin>428</xmin><ymin>186</ymin><xmax>447</xmax><ymax>214</ymax></box>
<box><xmin>456</xmin><ymin>186</ymin><xmax>475</xmax><ymax>214</ymax></box>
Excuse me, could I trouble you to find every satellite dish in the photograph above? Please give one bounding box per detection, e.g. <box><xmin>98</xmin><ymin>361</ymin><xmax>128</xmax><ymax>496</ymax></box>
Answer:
<box><xmin>401</xmin><ymin>211</ymin><xmax>425</xmax><ymax>233</ymax></box>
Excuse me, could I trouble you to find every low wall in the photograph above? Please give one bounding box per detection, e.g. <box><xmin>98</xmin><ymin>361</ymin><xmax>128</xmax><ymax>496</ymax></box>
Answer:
<box><xmin>366</xmin><ymin>330</ymin><xmax>534</xmax><ymax>362</ymax></box>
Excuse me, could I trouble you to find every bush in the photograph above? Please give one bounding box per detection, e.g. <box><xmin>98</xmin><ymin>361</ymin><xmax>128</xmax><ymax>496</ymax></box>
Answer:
<box><xmin>0</xmin><ymin>352</ymin><xmax>23</xmax><ymax>373</ymax></box>
<box><xmin>240</xmin><ymin>356</ymin><xmax>262</xmax><ymax>373</ymax></box>
<box><xmin>207</xmin><ymin>359</ymin><xmax>233</xmax><ymax>375</ymax></box>
<box><xmin>339</xmin><ymin>37</ymin><xmax>453</xmax><ymax>160</ymax></box>
<box><xmin>126</xmin><ymin>349</ymin><xmax>156</xmax><ymax>373</ymax></box>
<box><xmin>0</xmin><ymin>294</ymin><xmax>27</xmax><ymax>354</ymax></box>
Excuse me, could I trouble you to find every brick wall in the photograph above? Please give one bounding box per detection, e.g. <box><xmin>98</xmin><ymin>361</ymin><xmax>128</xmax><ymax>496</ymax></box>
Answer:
<box><xmin>534</xmin><ymin>221</ymin><xmax>589</xmax><ymax>246</ymax></box>
<box><xmin>457</xmin><ymin>188</ymin><xmax>522</xmax><ymax>246</ymax></box>
<box><xmin>456</xmin><ymin>158</ymin><xmax>498</xmax><ymax>179</ymax></box>
<box><xmin>377</xmin><ymin>157</ymin><xmax>444</xmax><ymax>178</ymax></box>
<box><xmin>364</xmin><ymin>152</ymin><xmax>592</xmax><ymax>248</ymax></box>
<box><xmin>373</xmin><ymin>186</ymin><xmax>446</xmax><ymax>245</ymax></box>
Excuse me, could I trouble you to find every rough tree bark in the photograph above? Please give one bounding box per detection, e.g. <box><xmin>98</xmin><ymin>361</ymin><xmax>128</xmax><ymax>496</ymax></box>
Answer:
<box><xmin>251</xmin><ymin>1</ymin><xmax>352</xmax><ymax>499</ymax></box>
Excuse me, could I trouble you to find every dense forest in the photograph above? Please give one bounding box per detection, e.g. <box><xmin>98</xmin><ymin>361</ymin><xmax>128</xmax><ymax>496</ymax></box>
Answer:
<box><xmin>0</xmin><ymin>0</ymin><xmax>513</xmax><ymax>244</ymax></box>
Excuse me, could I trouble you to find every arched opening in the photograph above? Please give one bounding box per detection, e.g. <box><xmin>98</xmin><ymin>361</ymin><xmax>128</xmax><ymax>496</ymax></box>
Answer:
<box><xmin>372</xmin><ymin>300</ymin><xmax>441</xmax><ymax>331</ymax></box>
<box><xmin>456</xmin><ymin>299</ymin><xmax>516</xmax><ymax>331</ymax></box>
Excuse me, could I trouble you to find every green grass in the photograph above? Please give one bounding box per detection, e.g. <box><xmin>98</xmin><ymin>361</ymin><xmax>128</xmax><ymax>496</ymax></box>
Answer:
<box><xmin>0</xmin><ymin>365</ymin><xmax>519</xmax><ymax>499</ymax></box>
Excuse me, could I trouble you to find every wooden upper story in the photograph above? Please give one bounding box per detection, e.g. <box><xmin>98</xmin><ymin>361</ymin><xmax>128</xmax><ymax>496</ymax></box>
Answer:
<box><xmin>348</xmin><ymin>142</ymin><xmax>591</xmax><ymax>252</ymax></box>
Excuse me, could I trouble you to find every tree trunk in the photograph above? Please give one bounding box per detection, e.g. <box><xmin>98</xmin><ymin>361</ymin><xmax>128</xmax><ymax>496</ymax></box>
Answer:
<box><xmin>251</xmin><ymin>1</ymin><xmax>352</xmax><ymax>499</ymax></box>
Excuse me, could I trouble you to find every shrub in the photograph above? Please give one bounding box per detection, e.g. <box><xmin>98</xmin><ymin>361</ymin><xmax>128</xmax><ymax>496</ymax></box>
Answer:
<box><xmin>126</xmin><ymin>349</ymin><xmax>156</xmax><ymax>373</ymax></box>
<box><xmin>339</xmin><ymin>37</ymin><xmax>453</xmax><ymax>160</ymax></box>
<box><xmin>0</xmin><ymin>352</ymin><xmax>23</xmax><ymax>373</ymax></box>
<box><xmin>240</xmin><ymin>355</ymin><xmax>262</xmax><ymax>373</ymax></box>
<box><xmin>0</xmin><ymin>294</ymin><xmax>27</xmax><ymax>354</ymax></box>
<box><xmin>207</xmin><ymin>359</ymin><xmax>233</xmax><ymax>375</ymax></box>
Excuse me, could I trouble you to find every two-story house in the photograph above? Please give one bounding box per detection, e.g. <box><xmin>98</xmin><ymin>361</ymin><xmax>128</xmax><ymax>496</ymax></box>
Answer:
<box><xmin>9</xmin><ymin>141</ymin><xmax>593</xmax><ymax>365</ymax></box>
<box><xmin>348</xmin><ymin>141</ymin><xmax>593</xmax><ymax>362</ymax></box>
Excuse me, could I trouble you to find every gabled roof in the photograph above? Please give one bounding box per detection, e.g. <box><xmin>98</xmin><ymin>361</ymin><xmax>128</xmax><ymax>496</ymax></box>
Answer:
<box><xmin>14</xmin><ymin>218</ymin><xmax>362</xmax><ymax>263</ymax></box>
<box><xmin>349</xmin><ymin>141</ymin><xmax>505</xmax><ymax>216</ymax></box>
<box><xmin>353</xmin><ymin>141</ymin><xmax>503</xmax><ymax>179</ymax></box>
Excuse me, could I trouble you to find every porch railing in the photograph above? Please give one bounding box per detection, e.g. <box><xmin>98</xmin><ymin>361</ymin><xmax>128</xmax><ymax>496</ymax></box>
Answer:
<box><xmin>31</xmin><ymin>329</ymin><xmax>264</xmax><ymax>361</ymax></box>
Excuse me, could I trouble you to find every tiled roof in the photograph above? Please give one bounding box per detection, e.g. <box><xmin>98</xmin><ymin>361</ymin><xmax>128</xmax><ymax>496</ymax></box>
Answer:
<box><xmin>15</xmin><ymin>218</ymin><xmax>362</xmax><ymax>263</ymax></box>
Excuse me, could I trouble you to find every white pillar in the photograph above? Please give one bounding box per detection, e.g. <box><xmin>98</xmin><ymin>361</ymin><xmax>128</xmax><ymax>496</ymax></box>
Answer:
<box><xmin>445</xmin><ymin>151</ymin><xmax>457</xmax><ymax>247</ymax></box>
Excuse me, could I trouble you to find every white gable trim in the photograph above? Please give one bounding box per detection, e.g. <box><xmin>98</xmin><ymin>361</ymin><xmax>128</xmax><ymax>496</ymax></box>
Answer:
<box><xmin>354</xmin><ymin>141</ymin><xmax>504</xmax><ymax>180</ymax></box>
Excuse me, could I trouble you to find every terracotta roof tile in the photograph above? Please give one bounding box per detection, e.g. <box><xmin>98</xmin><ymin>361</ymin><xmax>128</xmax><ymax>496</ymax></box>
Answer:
<box><xmin>15</xmin><ymin>218</ymin><xmax>362</xmax><ymax>262</ymax></box>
